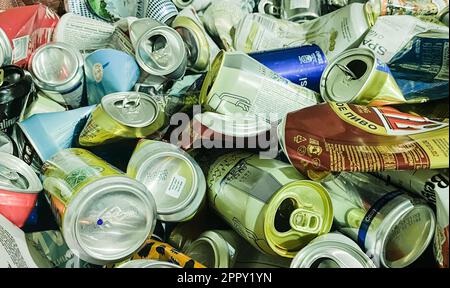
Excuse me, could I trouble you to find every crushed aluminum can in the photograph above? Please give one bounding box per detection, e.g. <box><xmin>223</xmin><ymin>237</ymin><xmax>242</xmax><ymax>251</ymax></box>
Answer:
<box><xmin>0</xmin><ymin>131</ymin><xmax>15</xmax><ymax>154</ymax></box>
<box><xmin>280</xmin><ymin>0</ymin><xmax>322</xmax><ymax>23</ymax></box>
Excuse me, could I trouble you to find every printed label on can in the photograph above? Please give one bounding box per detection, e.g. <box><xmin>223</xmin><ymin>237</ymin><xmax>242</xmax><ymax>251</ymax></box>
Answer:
<box><xmin>92</xmin><ymin>63</ymin><xmax>103</xmax><ymax>83</ymax></box>
<box><xmin>12</xmin><ymin>35</ymin><xmax>30</xmax><ymax>63</ymax></box>
<box><xmin>166</xmin><ymin>175</ymin><xmax>186</xmax><ymax>199</ymax></box>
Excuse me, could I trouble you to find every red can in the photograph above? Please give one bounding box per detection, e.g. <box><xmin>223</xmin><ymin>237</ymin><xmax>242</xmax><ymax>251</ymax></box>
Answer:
<box><xmin>0</xmin><ymin>4</ymin><xmax>59</xmax><ymax>68</ymax></box>
<box><xmin>0</xmin><ymin>152</ymin><xmax>42</xmax><ymax>227</ymax></box>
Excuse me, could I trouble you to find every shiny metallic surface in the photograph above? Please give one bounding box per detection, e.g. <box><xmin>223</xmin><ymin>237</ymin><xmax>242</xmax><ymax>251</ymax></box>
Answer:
<box><xmin>117</xmin><ymin>259</ymin><xmax>181</xmax><ymax>268</ymax></box>
<box><xmin>0</xmin><ymin>131</ymin><xmax>14</xmax><ymax>154</ymax></box>
<box><xmin>0</xmin><ymin>152</ymin><xmax>42</xmax><ymax>193</ymax></box>
<box><xmin>0</xmin><ymin>28</ymin><xmax>13</xmax><ymax>66</ymax></box>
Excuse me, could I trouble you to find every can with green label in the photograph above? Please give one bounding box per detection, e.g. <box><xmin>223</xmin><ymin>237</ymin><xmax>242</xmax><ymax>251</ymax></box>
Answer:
<box><xmin>42</xmin><ymin>148</ymin><xmax>157</xmax><ymax>265</ymax></box>
<box><xmin>206</xmin><ymin>151</ymin><xmax>333</xmax><ymax>258</ymax></box>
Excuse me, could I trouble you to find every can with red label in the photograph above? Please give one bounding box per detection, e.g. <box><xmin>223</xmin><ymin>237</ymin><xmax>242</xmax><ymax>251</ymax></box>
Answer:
<box><xmin>0</xmin><ymin>4</ymin><xmax>59</xmax><ymax>68</ymax></box>
<box><xmin>0</xmin><ymin>152</ymin><xmax>42</xmax><ymax>228</ymax></box>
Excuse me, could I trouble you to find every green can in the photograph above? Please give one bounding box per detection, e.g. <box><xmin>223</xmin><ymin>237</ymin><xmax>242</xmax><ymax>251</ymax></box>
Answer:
<box><xmin>206</xmin><ymin>151</ymin><xmax>333</xmax><ymax>258</ymax></box>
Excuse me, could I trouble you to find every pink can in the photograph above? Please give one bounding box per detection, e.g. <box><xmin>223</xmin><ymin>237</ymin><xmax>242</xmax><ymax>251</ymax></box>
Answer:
<box><xmin>0</xmin><ymin>152</ymin><xmax>42</xmax><ymax>227</ymax></box>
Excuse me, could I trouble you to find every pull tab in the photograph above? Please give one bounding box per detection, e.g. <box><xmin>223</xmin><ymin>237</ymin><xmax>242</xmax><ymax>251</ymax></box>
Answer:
<box><xmin>0</xmin><ymin>69</ymin><xmax>4</xmax><ymax>86</ymax></box>
<box><xmin>0</xmin><ymin>163</ymin><xmax>20</xmax><ymax>183</ymax></box>
<box><xmin>121</xmin><ymin>94</ymin><xmax>141</xmax><ymax>114</ymax></box>
<box><xmin>143</xmin><ymin>35</ymin><xmax>171</xmax><ymax>69</ymax></box>
<box><xmin>336</xmin><ymin>63</ymin><xmax>358</xmax><ymax>81</ymax></box>
<box><xmin>289</xmin><ymin>208</ymin><xmax>322</xmax><ymax>234</ymax></box>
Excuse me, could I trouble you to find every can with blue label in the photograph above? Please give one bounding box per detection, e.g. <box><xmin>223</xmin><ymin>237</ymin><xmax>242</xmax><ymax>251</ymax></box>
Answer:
<box><xmin>249</xmin><ymin>44</ymin><xmax>327</xmax><ymax>93</ymax></box>
<box><xmin>84</xmin><ymin>49</ymin><xmax>141</xmax><ymax>105</ymax></box>
<box><xmin>320</xmin><ymin>48</ymin><xmax>411</xmax><ymax>106</ymax></box>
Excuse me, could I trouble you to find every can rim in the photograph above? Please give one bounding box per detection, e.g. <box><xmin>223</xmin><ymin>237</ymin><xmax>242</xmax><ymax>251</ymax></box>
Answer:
<box><xmin>117</xmin><ymin>259</ymin><xmax>181</xmax><ymax>268</ymax></box>
<box><xmin>0</xmin><ymin>152</ymin><xmax>42</xmax><ymax>193</ymax></box>
<box><xmin>101</xmin><ymin>92</ymin><xmax>159</xmax><ymax>128</ymax></box>
<box><xmin>320</xmin><ymin>48</ymin><xmax>376</xmax><ymax>104</ymax></box>
<box><xmin>290</xmin><ymin>233</ymin><xmax>376</xmax><ymax>268</ymax></box>
<box><xmin>185</xmin><ymin>231</ymin><xmax>230</xmax><ymax>268</ymax></box>
<box><xmin>128</xmin><ymin>141</ymin><xmax>206</xmax><ymax>222</ymax></box>
<box><xmin>199</xmin><ymin>50</ymin><xmax>224</xmax><ymax>108</ymax></box>
<box><xmin>376</xmin><ymin>199</ymin><xmax>436</xmax><ymax>268</ymax></box>
<box><xmin>62</xmin><ymin>175</ymin><xmax>157</xmax><ymax>265</ymax></box>
<box><xmin>0</xmin><ymin>28</ymin><xmax>13</xmax><ymax>66</ymax></box>
<box><xmin>172</xmin><ymin>15</ymin><xmax>210</xmax><ymax>72</ymax></box>
<box><xmin>29</xmin><ymin>42</ymin><xmax>84</xmax><ymax>92</ymax></box>
<box><xmin>264</xmin><ymin>180</ymin><xmax>334</xmax><ymax>258</ymax></box>
<box><xmin>135</xmin><ymin>26</ymin><xmax>187</xmax><ymax>79</ymax></box>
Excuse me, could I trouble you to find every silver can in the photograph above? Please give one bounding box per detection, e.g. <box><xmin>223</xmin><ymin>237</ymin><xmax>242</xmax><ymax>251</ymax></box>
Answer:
<box><xmin>0</xmin><ymin>131</ymin><xmax>14</xmax><ymax>154</ymax></box>
<box><xmin>258</xmin><ymin>0</ymin><xmax>281</xmax><ymax>16</ymax></box>
<box><xmin>321</xmin><ymin>172</ymin><xmax>436</xmax><ymax>268</ymax></box>
<box><xmin>280</xmin><ymin>0</ymin><xmax>321</xmax><ymax>23</ymax></box>
<box><xmin>130</xmin><ymin>18</ymin><xmax>187</xmax><ymax>80</ymax></box>
<box><xmin>28</xmin><ymin>42</ymin><xmax>85</xmax><ymax>108</ymax></box>
<box><xmin>43</xmin><ymin>148</ymin><xmax>158</xmax><ymax>265</ymax></box>
<box><xmin>373</xmin><ymin>170</ymin><xmax>449</xmax><ymax>205</ymax></box>
<box><xmin>146</xmin><ymin>0</ymin><xmax>179</xmax><ymax>25</ymax></box>
<box><xmin>117</xmin><ymin>259</ymin><xmax>181</xmax><ymax>268</ymax></box>
<box><xmin>127</xmin><ymin>140</ymin><xmax>206</xmax><ymax>222</ymax></box>
<box><xmin>290</xmin><ymin>232</ymin><xmax>376</xmax><ymax>268</ymax></box>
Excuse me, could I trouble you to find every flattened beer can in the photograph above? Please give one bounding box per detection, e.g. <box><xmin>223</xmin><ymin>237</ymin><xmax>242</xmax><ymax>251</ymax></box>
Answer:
<box><xmin>321</xmin><ymin>172</ymin><xmax>436</xmax><ymax>268</ymax></box>
<box><xmin>0</xmin><ymin>66</ymin><xmax>34</xmax><ymax>133</ymax></box>
<box><xmin>0</xmin><ymin>152</ymin><xmax>42</xmax><ymax>228</ymax></box>
<box><xmin>127</xmin><ymin>140</ymin><xmax>206</xmax><ymax>222</ymax></box>
<box><xmin>42</xmin><ymin>148</ymin><xmax>157</xmax><ymax>265</ymax></box>
<box><xmin>206</xmin><ymin>151</ymin><xmax>333</xmax><ymax>258</ymax></box>
<box><xmin>79</xmin><ymin>92</ymin><xmax>166</xmax><ymax>146</ymax></box>
<box><xmin>28</xmin><ymin>42</ymin><xmax>85</xmax><ymax>109</ymax></box>
<box><xmin>249</xmin><ymin>44</ymin><xmax>327</xmax><ymax>92</ymax></box>
<box><xmin>320</xmin><ymin>48</ymin><xmax>408</xmax><ymax>106</ymax></box>
<box><xmin>85</xmin><ymin>49</ymin><xmax>141</xmax><ymax>105</ymax></box>
<box><xmin>290</xmin><ymin>232</ymin><xmax>376</xmax><ymax>268</ymax></box>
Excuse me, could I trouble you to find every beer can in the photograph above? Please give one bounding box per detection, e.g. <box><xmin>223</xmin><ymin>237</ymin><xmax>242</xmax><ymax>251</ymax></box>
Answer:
<box><xmin>127</xmin><ymin>139</ymin><xmax>206</xmax><ymax>222</ymax></box>
<box><xmin>28</xmin><ymin>42</ymin><xmax>85</xmax><ymax>109</ymax></box>
<box><xmin>79</xmin><ymin>92</ymin><xmax>166</xmax><ymax>146</ymax></box>
<box><xmin>130</xmin><ymin>238</ymin><xmax>206</xmax><ymax>268</ymax></box>
<box><xmin>373</xmin><ymin>169</ymin><xmax>449</xmax><ymax>205</ymax></box>
<box><xmin>0</xmin><ymin>4</ymin><xmax>58</xmax><ymax>68</ymax></box>
<box><xmin>249</xmin><ymin>44</ymin><xmax>327</xmax><ymax>92</ymax></box>
<box><xmin>64</xmin><ymin>0</ymin><xmax>106</xmax><ymax>21</ymax></box>
<box><xmin>130</xmin><ymin>18</ymin><xmax>187</xmax><ymax>80</ymax></box>
<box><xmin>172</xmin><ymin>7</ymin><xmax>220</xmax><ymax>72</ymax></box>
<box><xmin>20</xmin><ymin>91</ymin><xmax>67</xmax><ymax>121</ymax></box>
<box><xmin>200</xmin><ymin>51</ymin><xmax>319</xmax><ymax>123</ymax></box>
<box><xmin>280</xmin><ymin>0</ymin><xmax>321</xmax><ymax>23</ymax></box>
<box><xmin>185</xmin><ymin>230</ymin><xmax>241</xmax><ymax>268</ymax></box>
<box><xmin>321</xmin><ymin>172</ymin><xmax>436</xmax><ymax>268</ymax></box>
<box><xmin>0</xmin><ymin>131</ymin><xmax>14</xmax><ymax>154</ymax></box>
<box><xmin>117</xmin><ymin>259</ymin><xmax>181</xmax><ymax>268</ymax></box>
<box><xmin>320</xmin><ymin>48</ymin><xmax>407</xmax><ymax>106</ymax></box>
<box><xmin>206</xmin><ymin>151</ymin><xmax>333</xmax><ymax>258</ymax></box>
<box><xmin>0</xmin><ymin>152</ymin><xmax>42</xmax><ymax>228</ymax></box>
<box><xmin>15</xmin><ymin>105</ymin><xmax>96</xmax><ymax>171</ymax></box>
<box><xmin>84</xmin><ymin>49</ymin><xmax>141</xmax><ymax>105</ymax></box>
<box><xmin>0</xmin><ymin>66</ymin><xmax>34</xmax><ymax>133</ymax></box>
<box><xmin>290</xmin><ymin>232</ymin><xmax>376</xmax><ymax>268</ymax></box>
<box><xmin>146</xmin><ymin>0</ymin><xmax>179</xmax><ymax>25</ymax></box>
<box><xmin>42</xmin><ymin>148</ymin><xmax>157</xmax><ymax>265</ymax></box>
<box><xmin>434</xmin><ymin>184</ymin><xmax>449</xmax><ymax>268</ymax></box>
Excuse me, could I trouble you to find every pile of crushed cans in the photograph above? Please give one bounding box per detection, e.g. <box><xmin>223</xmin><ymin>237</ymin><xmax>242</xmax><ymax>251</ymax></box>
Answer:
<box><xmin>0</xmin><ymin>0</ymin><xmax>448</xmax><ymax>269</ymax></box>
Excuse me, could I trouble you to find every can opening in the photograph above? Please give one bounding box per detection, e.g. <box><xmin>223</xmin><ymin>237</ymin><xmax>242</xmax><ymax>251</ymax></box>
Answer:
<box><xmin>345</xmin><ymin>60</ymin><xmax>367</xmax><ymax>80</ymax></box>
<box><xmin>310</xmin><ymin>258</ymin><xmax>340</xmax><ymax>268</ymax></box>
<box><xmin>144</xmin><ymin>35</ymin><xmax>171</xmax><ymax>69</ymax></box>
<box><xmin>274</xmin><ymin>198</ymin><xmax>297</xmax><ymax>233</ymax></box>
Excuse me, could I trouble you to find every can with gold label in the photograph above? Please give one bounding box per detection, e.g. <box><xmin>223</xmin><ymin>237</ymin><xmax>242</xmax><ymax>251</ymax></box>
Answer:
<box><xmin>206</xmin><ymin>151</ymin><xmax>333</xmax><ymax>258</ymax></box>
<box><xmin>78</xmin><ymin>92</ymin><xmax>166</xmax><ymax>146</ymax></box>
<box><xmin>42</xmin><ymin>148</ymin><xmax>157</xmax><ymax>265</ymax></box>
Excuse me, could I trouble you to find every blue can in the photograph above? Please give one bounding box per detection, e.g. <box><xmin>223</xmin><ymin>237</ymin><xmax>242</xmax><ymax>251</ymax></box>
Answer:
<box><xmin>249</xmin><ymin>44</ymin><xmax>327</xmax><ymax>92</ymax></box>
<box><xmin>85</xmin><ymin>49</ymin><xmax>140</xmax><ymax>105</ymax></box>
